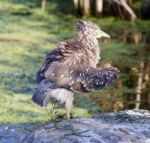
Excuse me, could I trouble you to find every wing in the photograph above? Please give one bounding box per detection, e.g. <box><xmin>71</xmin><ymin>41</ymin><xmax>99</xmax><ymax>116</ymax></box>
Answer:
<box><xmin>36</xmin><ymin>40</ymin><xmax>119</xmax><ymax>93</ymax></box>
<box><xmin>36</xmin><ymin>40</ymin><xmax>88</xmax><ymax>84</ymax></box>
<box><xmin>70</xmin><ymin>67</ymin><xmax>119</xmax><ymax>93</ymax></box>
<box><xmin>36</xmin><ymin>48</ymin><xmax>64</xmax><ymax>83</ymax></box>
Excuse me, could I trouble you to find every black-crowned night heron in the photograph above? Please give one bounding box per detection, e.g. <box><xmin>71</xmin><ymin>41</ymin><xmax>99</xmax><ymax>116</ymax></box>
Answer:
<box><xmin>32</xmin><ymin>20</ymin><xmax>119</xmax><ymax>119</ymax></box>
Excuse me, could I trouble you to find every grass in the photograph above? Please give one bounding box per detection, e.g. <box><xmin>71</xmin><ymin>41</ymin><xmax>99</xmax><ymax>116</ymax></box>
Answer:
<box><xmin>0</xmin><ymin>0</ymin><xmax>149</xmax><ymax>124</ymax></box>
<box><xmin>0</xmin><ymin>0</ymin><xmax>93</xmax><ymax>124</ymax></box>
<box><xmin>0</xmin><ymin>88</ymin><xmax>90</xmax><ymax>123</ymax></box>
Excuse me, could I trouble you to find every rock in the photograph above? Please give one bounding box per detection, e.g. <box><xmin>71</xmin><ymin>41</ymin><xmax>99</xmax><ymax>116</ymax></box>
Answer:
<box><xmin>0</xmin><ymin>123</ymin><xmax>37</xmax><ymax>143</ymax></box>
<box><xmin>0</xmin><ymin>110</ymin><xmax>150</xmax><ymax>143</ymax></box>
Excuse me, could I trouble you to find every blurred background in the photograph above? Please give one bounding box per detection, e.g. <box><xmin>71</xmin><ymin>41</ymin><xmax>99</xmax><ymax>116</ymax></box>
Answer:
<box><xmin>0</xmin><ymin>0</ymin><xmax>149</xmax><ymax>123</ymax></box>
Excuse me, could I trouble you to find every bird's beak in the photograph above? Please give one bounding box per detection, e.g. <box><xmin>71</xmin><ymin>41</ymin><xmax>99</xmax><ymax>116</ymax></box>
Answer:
<box><xmin>100</xmin><ymin>30</ymin><xmax>110</xmax><ymax>38</ymax></box>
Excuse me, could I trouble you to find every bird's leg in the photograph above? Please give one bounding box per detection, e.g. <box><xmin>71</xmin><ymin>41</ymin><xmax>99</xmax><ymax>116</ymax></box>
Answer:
<box><xmin>51</xmin><ymin>103</ymin><xmax>63</xmax><ymax>129</ymax></box>
<box><xmin>65</xmin><ymin>103</ymin><xmax>89</xmax><ymax>136</ymax></box>
<box><xmin>65</xmin><ymin>95</ymin><xmax>74</xmax><ymax>120</ymax></box>
<box><xmin>64</xmin><ymin>95</ymin><xmax>79</xmax><ymax>133</ymax></box>
<box><xmin>66</xmin><ymin>108</ymin><xmax>71</xmax><ymax>120</ymax></box>
<box><xmin>51</xmin><ymin>103</ymin><xmax>56</xmax><ymax>120</ymax></box>
<box><xmin>52</xmin><ymin>103</ymin><xmax>55</xmax><ymax>114</ymax></box>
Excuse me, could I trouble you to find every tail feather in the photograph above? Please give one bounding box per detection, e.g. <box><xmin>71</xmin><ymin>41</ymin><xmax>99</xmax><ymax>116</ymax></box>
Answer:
<box><xmin>32</xmin><ymin>88</ymin><xmax>50</xmax><ymax>106</ymax></box>
<box><xmin>32</xmin><ymin>79</ymin><xmax>57</xmax><ymax>106</ymax></box>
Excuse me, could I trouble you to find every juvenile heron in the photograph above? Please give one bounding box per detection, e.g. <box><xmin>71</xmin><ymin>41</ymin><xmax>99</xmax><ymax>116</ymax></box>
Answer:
<box><xmin>32</xmin><ymin>20</ymin><xmax>119</xmax><ymax>119</ymax></box>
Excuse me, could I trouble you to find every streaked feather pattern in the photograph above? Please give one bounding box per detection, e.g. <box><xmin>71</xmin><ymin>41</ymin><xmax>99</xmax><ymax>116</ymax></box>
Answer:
<box><xmin>32</xmin><ymin>20</ymin><xmax>119</xmax><ymax>119</ymax></box>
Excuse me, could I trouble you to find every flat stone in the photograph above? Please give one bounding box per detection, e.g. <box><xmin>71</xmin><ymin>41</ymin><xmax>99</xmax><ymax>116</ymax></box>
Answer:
<box><xmin>0</xmin><ymin>110</ymin><xmax>150</xmax><ymax>143</ymax></box>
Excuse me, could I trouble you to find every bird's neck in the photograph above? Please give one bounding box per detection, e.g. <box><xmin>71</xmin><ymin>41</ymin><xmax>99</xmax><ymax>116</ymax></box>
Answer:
<box><xmin>77</xmin><ymin>34</ymin><xmax>100</xmax><ymax>67</ymax></box>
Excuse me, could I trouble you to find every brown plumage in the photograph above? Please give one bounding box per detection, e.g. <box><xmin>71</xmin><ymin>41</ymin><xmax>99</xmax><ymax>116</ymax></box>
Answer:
<box><xmin>32</xmin><ymin>20</ymin><xmax>119</xmax><ymax>119</ymax></box>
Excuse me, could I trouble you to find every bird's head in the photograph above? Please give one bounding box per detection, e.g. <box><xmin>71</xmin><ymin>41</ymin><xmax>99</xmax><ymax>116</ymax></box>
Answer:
<box><xmin>77</xmin><ymin>20</ymin><xmax>110</xmax><ymax>39</ymax></box>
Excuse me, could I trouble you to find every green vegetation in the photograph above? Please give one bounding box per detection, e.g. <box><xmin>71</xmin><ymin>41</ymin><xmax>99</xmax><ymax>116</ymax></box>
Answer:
<box><xmin>0</xmin><ymin>0</ymin><xmax>90</xmax><ymax>123</ymax></box>
<box><xmin>0</xmin><ymin>0</ymin><xmax>149</xmax><ymax>123</ymax></box>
